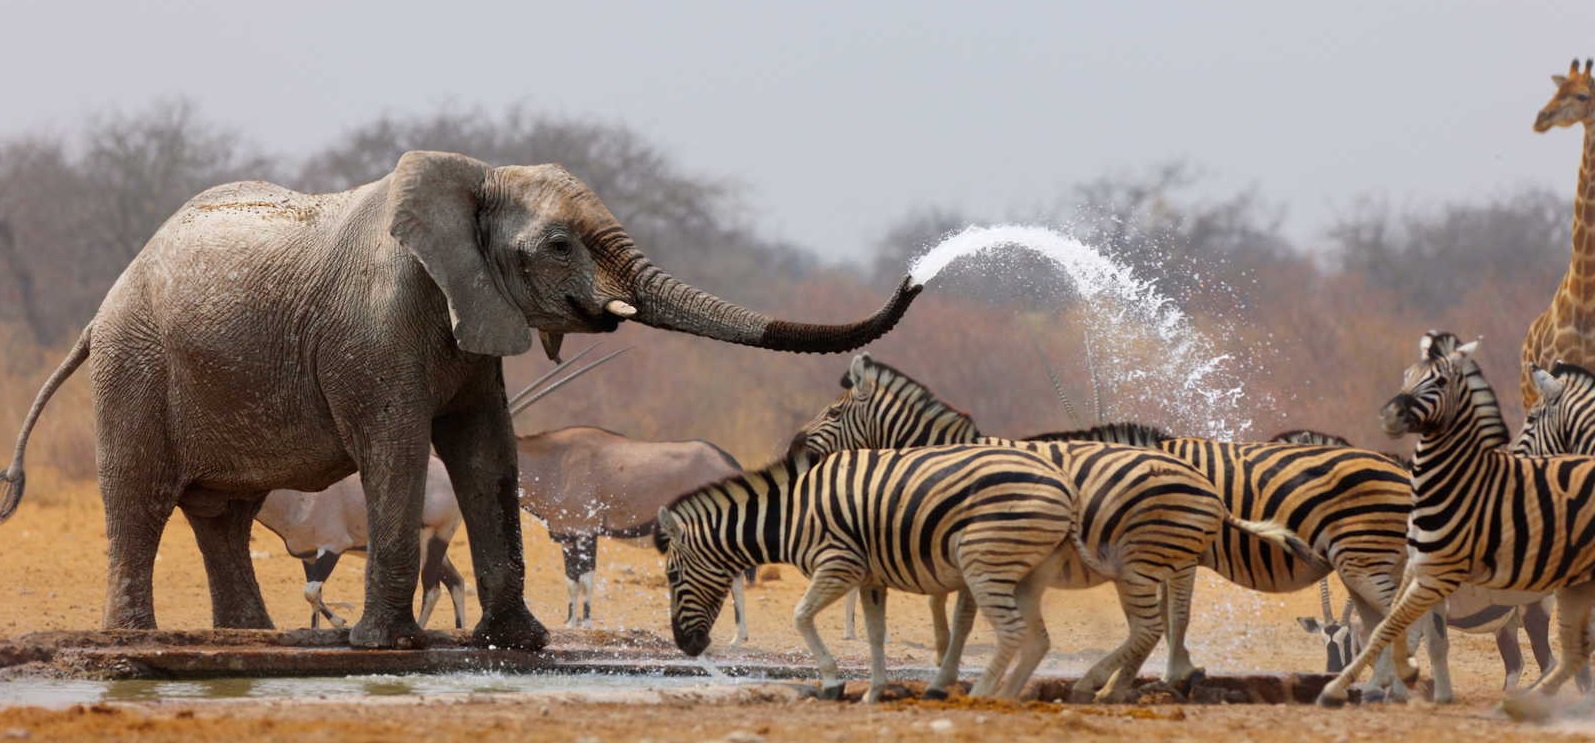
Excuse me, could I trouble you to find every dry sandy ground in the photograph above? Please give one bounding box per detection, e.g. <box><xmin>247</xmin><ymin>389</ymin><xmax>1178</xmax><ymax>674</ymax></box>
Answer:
<box><xmin>2</xmin><ymin>489</ymin><xmax>1593</xmax><ymax>741</ymax></box>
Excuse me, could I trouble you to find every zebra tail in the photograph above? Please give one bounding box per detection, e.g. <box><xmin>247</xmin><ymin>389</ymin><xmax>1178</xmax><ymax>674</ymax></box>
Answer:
<box><xmin>1225</xmin><ymin>515</ymin><xmax>1326</xmax><ymax>569</ymax></box>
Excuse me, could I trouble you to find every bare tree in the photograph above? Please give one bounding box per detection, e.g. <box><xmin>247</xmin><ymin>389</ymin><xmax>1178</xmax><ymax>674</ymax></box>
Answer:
<box><xmin>1327</xmin><ymin>188</ymin><xmax>1567</xmax><ymax>314</ymax></box>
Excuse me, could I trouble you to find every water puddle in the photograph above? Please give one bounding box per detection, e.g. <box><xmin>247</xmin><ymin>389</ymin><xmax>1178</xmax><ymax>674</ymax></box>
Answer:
<box><xmin>0</xmin><ymin>671</ymin><xmax>746</xmax><ymax>709</ymax></box>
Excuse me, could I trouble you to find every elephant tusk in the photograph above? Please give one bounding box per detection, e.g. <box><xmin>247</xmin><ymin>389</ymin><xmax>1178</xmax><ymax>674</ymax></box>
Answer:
<box><xmin>539</xmin><ymin>331</ymin><xmax>565</xmax><ymax>363</ymax></box>
<box><xmin>605</xmin><ymin>299</ymin><xmax>638</xmax><ymax>318</ymax></box>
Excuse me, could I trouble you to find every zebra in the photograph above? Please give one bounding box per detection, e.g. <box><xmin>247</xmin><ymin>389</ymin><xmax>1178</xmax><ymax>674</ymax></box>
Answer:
<box><xmin>1317</xmin><ymin>331</ymin><xmax>1595</xmax><ymax>706</ymax></box>
<box><xmin>794</xmin><ymin>353</ymin><xmax>1435</xmax><ymax>701</ymax></box>
<box><xmin>655</xmin><ymin>444</ymin><xmax>1079</xmax><ymax>702</ymax></box>
<box><xmin>1274</xmin><ymin>428</ymin><xmax>1563</xmax><ymax>692</ymax></box>
<box><xmin>1515</xmin><ymin>361</ymin><xmax>1595</xmax><ymax>457</ymax></box>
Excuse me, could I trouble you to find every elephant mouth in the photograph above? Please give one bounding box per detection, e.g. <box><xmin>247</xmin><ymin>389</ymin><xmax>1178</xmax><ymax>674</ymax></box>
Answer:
<box><xmin>564</xmin><ymin>296</ymin><xmax>623</xmax><ymax>333</ymax></box>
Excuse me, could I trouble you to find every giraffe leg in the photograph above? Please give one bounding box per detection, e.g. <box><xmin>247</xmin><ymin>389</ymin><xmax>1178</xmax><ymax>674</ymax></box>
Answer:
<box><xmin>1318</xmin><ymin>573</ymin><xmax>1457</xmax><ymax>707</ymax></box>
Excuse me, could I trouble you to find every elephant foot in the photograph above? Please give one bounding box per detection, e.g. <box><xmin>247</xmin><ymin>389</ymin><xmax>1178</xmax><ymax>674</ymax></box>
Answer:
<box><xmin>818</xmin><ymin>682</ymin><xmax>846</xmax><ymax>701</ymax></box>
<box><xmin>472</xmin><ymin>605</ymin><xmax>549</xmax><ymax>652</ymax></box>
<box><xmin>922</xmin><ymin>687</ymin><xmax>949</xmax><ymax>701</ymax></box>
<box><xmin>350</xmin><ymin>616</ymin><xmax>428</xmax><ymax>650</ymax></box>
<box><xmin>214</xmin><ymin>605</ymin><xmax>275</xmax><ymax>630</ymax></box>
<box><xmin>1068</xmin><ymin>688</ymin><xmax>1097</xmax><ymax>704</ymax></box>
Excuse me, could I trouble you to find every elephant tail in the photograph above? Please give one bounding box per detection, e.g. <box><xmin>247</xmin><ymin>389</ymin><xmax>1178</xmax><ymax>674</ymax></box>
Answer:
<box><xmin>1</xmin><ymin>323</ymin><xmax>92</xmax><ymax>524</ymax></box>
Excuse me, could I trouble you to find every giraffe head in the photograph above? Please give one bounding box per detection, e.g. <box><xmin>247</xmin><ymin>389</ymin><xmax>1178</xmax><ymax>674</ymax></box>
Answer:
<box><xmin>1534</xmin><ymin>58</ymin><xmax>1595</xmax><ymax>133</ymax></box>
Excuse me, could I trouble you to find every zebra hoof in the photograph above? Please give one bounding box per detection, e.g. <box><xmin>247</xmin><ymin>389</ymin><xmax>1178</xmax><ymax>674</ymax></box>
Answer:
<box><xmin>922</xmin><ymin>688</ymin><xmax>949</xmax><ymax>701</ymax></box>
<box><xmin>819</xmin><ymin>682</ymin><xmax>846</xmax><ymax>701</ymax></box>
<box><xmin>1501</xmin><ymin>692</ymin><xmax>1556</xmax><ymax>724</ymax></box>
<box><xmin>1316</xmin><ymin>690</ymin><xmax>1349</xmax><ymax>708</ymax></box>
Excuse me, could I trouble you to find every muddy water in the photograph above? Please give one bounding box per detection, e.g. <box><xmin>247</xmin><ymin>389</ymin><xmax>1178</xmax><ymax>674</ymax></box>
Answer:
<box><xmin>0</xmin><ymin>672</ymin><xmax>750</xmax><ymax>708</ymax></box>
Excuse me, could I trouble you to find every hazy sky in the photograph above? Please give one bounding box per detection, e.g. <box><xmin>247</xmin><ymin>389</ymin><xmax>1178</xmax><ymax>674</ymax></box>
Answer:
<box><xmin>5</xmin><ymin>0</ymin><xmax>1594</xmax><ymax>264</ymax></box>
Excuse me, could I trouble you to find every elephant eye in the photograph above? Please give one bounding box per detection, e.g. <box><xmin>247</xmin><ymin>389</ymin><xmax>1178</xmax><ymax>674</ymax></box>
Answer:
<box><xmin>545</xmin><ymin>238</ymin><xmax>572</xmax><ymax>256</ymax></box>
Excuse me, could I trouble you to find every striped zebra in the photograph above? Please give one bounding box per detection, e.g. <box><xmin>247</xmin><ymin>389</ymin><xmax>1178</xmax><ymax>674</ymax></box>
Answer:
<box><xmin>1275</xmin><ymin>429</ymin><xmax>1561</xmax><ymax>692</ymax></box>
<box><xmin>1317</xmin><ymin>331</ymin><xmax>1595</xmax><ymax>706</ymax></box>
<box><xmin>1515</xmin><ymin>361</ymin><xmax>1595</xmax><ymax>457</ymax></box>
<box><xmin>655</xmin><ymin>444</ymin><xmax>1079</xmax><ymax>702</ymax></box>
<box><xmin>795</xmin><ymin>353</ymin><xmax>1433</xmax><ymax>701</ymax></box>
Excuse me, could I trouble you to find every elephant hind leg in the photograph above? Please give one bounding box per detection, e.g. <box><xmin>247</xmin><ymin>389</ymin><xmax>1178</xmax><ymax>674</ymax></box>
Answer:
<box><xmin>100</xmin><ymin>479</ymin><xmax>179</xmax><ymax>630</ymax></box>
<box><xmin>180</xmin><ymin>493</ymin><xmax>273</xmax><ymax>629</ymax></box>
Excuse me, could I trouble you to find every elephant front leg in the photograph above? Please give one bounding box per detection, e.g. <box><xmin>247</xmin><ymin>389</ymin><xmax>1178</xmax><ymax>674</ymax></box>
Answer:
<box><xmin>432</xmin><ymin>368</ymin><xmax>546</xmax><ymax>652</ymax></box>
<box><xmin>348</xmin><ymin>441</ymin><xmax>430</xmax><ymax>650</ymax></box>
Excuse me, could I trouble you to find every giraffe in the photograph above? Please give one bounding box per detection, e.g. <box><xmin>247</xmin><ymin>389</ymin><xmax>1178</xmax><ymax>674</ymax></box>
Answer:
<box><xmin>1523</xmin><ymin>58</ymin><xmax>1595</xmax><ymax>409</ymax></box>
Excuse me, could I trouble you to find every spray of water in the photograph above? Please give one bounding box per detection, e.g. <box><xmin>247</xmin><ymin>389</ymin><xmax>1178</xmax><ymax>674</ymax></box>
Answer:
<box><xmin>907</xmin><ymin>224</ymin><xmax>1262</xmax><ymax>439</ymax></box>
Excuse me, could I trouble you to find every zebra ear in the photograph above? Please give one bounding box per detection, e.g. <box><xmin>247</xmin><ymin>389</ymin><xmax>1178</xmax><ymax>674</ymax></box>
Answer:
<box><xmin>1534</xmin><ymin>366</ymin><xmax>1565</xmax><ymax>401</ymax></box>
<box><xmin>849</xmin><ymin>354</ymin><xmax>874</xmax><ymax>399</ymax></box>
<box><xmin>1456</xmin><ymin>340</ymin><xmax>1480</xmax><ymax>358</ymax></box>
<box><xmin>657</xmin><ymin>507</ymin><xmax>683</xmax><ymax>544</ymax></box>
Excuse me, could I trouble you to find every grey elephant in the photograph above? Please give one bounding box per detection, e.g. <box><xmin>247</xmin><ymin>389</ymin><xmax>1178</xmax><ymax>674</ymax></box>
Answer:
<box><xmin>0</xmin><ymin>150</ymin><xmax>921</xmax><ymax>650</ymax></box>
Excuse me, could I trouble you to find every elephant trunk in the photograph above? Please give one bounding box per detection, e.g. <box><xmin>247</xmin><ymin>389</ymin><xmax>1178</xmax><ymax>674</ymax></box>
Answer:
<box><xmin>610</xmin><ymin>243</ymin><xmax>922</xmax><ymax>354</ymax></box>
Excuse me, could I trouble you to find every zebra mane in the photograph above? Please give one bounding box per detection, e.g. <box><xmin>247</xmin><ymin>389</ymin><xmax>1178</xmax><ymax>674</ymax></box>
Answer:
<box><xmin>1022</xmin><ymin>421</ymin><xmax>1173</xmax><ymax>446</ymax></box>
<box><xmin>1551</xmin><ymin>360</ymin><xmax>1595</xmax><ymax>386</ymax></box>
<box><xmin>659</xmin><ymin>453</ymin><xmax>803</xmax><ymax>516</ymax></box>
<box><xmin>1269</xmin><ymin>429</ymin><xmax>1353</xmax><ymax>447</ymax></box>
<box><xmin>849</xmin><ymin>357</ymin><xmax>981</xmax><ymax>433</ymax></box>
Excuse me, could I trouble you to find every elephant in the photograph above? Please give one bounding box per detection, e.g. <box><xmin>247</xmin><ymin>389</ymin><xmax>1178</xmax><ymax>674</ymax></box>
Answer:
<box><xmin>0</xmin><ymin>149</ymin><xmax>922</xmax><ymax>650</ymax></box>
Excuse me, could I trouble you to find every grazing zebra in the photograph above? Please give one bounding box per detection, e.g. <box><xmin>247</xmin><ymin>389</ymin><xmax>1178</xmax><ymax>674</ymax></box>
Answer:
<box><xmin>655</xmin><ymin>445</ymin><xmax>1079</xmax><ymax>702</ymax></box>
<box><xmin>795</xmin><ymin>353</ymin><xmax>1433</xmax><ymax>701</ymax></box>
<box><xmin>1274</xmin><ymin>429</ymin><xmax>1563</xmax><ymax>692</ymax></box>
<box><xmin>1317</xmin><ymin>331</ymin><xmax>1595</xmax><ymax>706</ymax></box>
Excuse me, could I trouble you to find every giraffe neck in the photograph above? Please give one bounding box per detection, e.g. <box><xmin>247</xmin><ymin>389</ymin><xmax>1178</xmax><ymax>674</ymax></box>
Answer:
<box><xmin>1557</xmin><ymin>122</ymin><xmax>1595</xmax><ymax>307</ymax></box>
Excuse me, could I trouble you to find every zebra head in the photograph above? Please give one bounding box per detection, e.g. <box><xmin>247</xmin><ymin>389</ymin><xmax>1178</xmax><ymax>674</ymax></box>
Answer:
<box><xmin>1380</xmin><ymin>331</ymin><xmax>1480</xmax><ymax>438</ymax></box>
<box><xmin>790</xmin><ymin>353</ymin><xmax>977</xmax><ymax>457</ymax></box>
<box><xmin>1514</xmin><ymin>362</ymin><xmax>1595</xmax><ymax>456</ymax></box>
<box><xmin>655</xmin><ymin>505</ymin><xmax>737</xmax><ymax>656</ymax></box>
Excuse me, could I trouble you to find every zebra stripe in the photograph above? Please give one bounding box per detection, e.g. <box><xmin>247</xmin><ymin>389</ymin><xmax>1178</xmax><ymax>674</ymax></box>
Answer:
<box><xmin>657</xmin><ymin>445</ymin><xmax>1077</xmax><ymax>702</ymax></box>
<box><xmin>1318</xmin><ymin>331</ymin><xmax>1595</xmax><ymax>706</ymax></box>
<box><xmin>792</xmin><ymin>352</ymin><xmax>1425</xmax><ymax>699</ymax></box>
<box><xmin>1514</xmin><ymin>361</ymin><xmax>1595</xmax><ymax>457</ymax></box>
<box><xmin>1275</xmin><ymin>428</ymin><xmax>1566</xmax><ymax>692</ymax></box>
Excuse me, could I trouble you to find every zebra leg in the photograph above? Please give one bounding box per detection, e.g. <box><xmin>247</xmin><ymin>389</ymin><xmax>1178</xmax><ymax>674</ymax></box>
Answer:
<box><xmin>1498</xmin><ymin>612</ymin><xmax>1526</xmax><ymax>691</ymax></box>
<box><xmin>1347</xmin><ymin>587</ymin><xmax>1410</xmax><ymax>702</ymax></box>
<box><xmin>925</xmin><ymin>589</ymin><xmax>978</xmax><ymax>700</ymax></box>
<box><xmin>728</xmin><ymin>573</ymin><xmax>749</xmax><ymax>647</ymax></box>
<box><xmin>929</xmin><ymin>592</ymin><xmax>951</xmax><ymax>662</ymax></box>
<box><xmin>793</xmin><ymin>566</ymin><xmax>862</xmax><ymax>700</ymax></box>
<box><xmin>1076</xmin><ymin>574</ymin><xmax>1165</xmax><ymax>703</ymax></box>
<box><xmin>1160</xmin><ymin>564</ymin><xmax>1202</xmax><ymax>687</ymax></box>
<box><xmin>842</xmin><ymin>589</ymin><xmax>858</xmax><ymax>641</ymax></box>
<box><xmin>861</xmin><ymin>587</ymin><xmax>890</xmax><ymax>703</ymax></box>
<box><xmin>966</xmin><ymin>578</ymin><xmax>1027</xmax><ymax>698</ymax></box>
<box><xmin>1524</xmin><ymin>582</ymin><xmax>1595</xmax><ymax>696</ymax></box>
<box><xmin>303</xmin><ymin>550</ymin><xmax>344</xmax><ymax>629</ymax></box>
<box><xmin>996</xmin><ymin>558</ymin><xmax>1059</xmax><ymax>700</ymax></box>
<box><xmin>1317</xmin><ymin>574</ymin><xmax>1456</xmax><ymax>707</ymax></box>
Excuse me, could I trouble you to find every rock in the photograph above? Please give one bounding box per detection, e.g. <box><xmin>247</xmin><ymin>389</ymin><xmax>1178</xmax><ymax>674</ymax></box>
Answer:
<box><xmin>929</xmin><ymin>719</ymin><xmax>955</xmax><ymax>734</ymax></box>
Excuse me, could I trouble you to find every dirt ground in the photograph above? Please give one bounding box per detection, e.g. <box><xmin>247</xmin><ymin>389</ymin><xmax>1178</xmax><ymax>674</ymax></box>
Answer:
<box><xmin>2</xmin><ymin>488</ymin><xmax>1592</xmax><ymax>741</ymax></box>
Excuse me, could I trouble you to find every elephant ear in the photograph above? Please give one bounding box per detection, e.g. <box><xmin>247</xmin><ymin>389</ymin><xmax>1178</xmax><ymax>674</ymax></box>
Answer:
<box><xmin>387</xmin><ymin>151</ymin><xmax>533</xmax><ymax>357</ymax></box>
